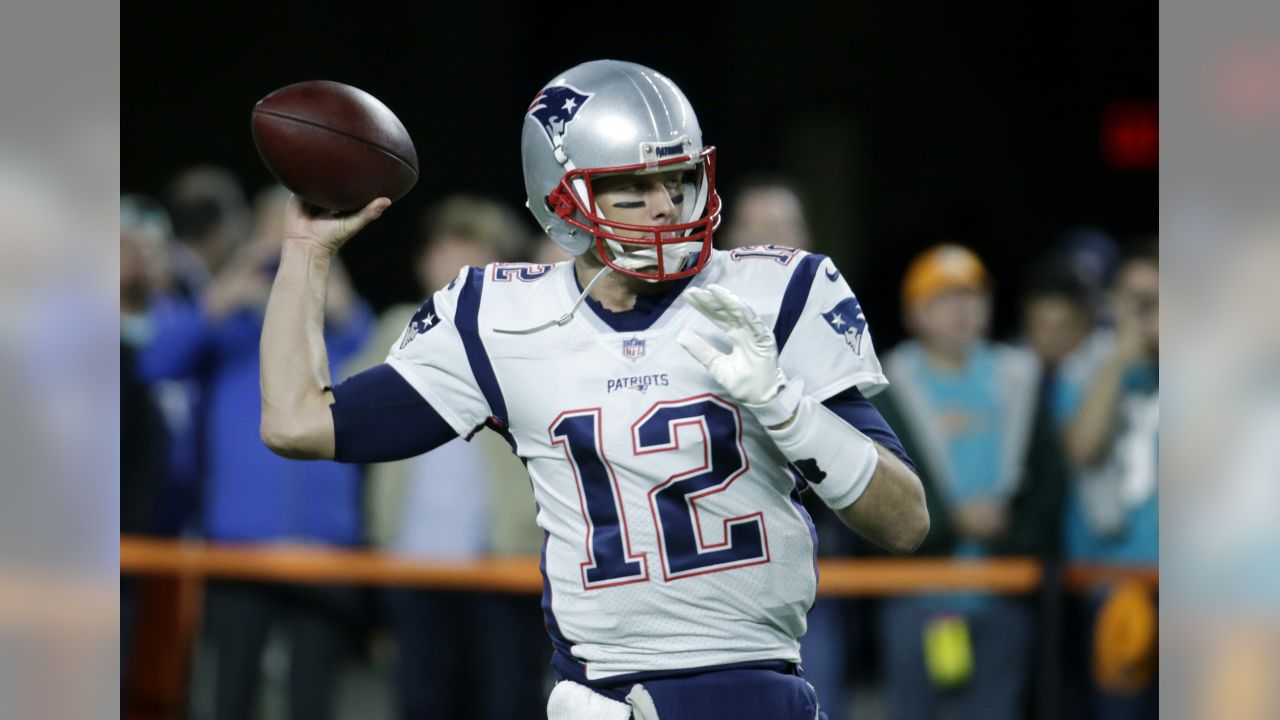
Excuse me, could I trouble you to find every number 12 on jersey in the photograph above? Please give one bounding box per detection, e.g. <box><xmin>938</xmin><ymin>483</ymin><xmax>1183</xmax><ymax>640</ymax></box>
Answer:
<box><xmin>549</xmin><ymin>395</ymin><xmax>770</xmax><ymax>589</ymax></box>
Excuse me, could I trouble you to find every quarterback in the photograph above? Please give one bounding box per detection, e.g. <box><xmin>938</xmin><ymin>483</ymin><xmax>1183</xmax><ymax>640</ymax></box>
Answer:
<box><xmin>260</xmin><ymin>60</ymin><xmax>928</xmax><ymax>719</ymax></box>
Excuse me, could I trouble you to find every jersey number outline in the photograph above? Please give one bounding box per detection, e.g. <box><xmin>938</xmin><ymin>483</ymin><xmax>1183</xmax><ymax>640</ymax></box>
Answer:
<box><xmin>492</xmin><ymin>262</ymin><xmax>554</xmax><ymax>282</ymax></box>
<box><xmin>550</xmin><ymin>409</ymin><xmax>649</xmax><ymax>589</ymax></box>
<box><xmin>728</xmin><ymin>244</ymin><xmax>802</xmax><ymax>265</ymax></box>
<box><xmin>549</xmin><ymin>394</ymin><xmax>769</xmax><ymax>589</ymax></box>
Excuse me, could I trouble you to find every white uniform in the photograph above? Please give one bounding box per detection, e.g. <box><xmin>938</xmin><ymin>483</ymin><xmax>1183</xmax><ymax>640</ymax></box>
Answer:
<box><xmin>386</xmin><ymin>246</ymin><xmax>888</xmax><ymax>681</ymax></box>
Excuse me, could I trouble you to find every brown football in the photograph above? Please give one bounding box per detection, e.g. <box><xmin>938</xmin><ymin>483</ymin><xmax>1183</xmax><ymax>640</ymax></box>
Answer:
<box><xmin>251</xmin><ymin>80</ymin><xmax>418</xmax><ymax>212</ymax></box>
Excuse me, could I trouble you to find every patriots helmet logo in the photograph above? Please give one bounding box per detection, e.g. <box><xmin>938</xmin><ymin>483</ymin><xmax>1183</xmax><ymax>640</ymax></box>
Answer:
<box><xmin>822</xmin><ymin>296</ymin><xmax>868</xmax><ymax>355</ymax></box>
<box><xmin>527</xmin><ymin>85</ymin><xmax>592</xmax><ymax>148</ymax></box>
<box><xmin>400</xmin><ymin>298</ymin><xmax>441</xmax><ymax>349</ymax></box>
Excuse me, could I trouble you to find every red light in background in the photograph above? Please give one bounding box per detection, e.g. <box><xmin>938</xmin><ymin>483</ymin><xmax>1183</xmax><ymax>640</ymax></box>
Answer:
<box><xmin>1102</xmin><ymin>101</ymin><xmax>1158</xmax><ymax>170</ymax></box>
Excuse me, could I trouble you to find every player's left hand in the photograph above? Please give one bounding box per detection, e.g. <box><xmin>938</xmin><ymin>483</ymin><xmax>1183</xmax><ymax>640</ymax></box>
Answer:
<box><xmin>678</xmin><ymin>284</ymin><xmax>802</xmax><ymax>428</ymax></box>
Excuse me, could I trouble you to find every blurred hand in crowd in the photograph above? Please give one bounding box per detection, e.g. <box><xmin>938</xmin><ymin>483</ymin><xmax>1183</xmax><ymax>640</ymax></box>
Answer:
<box><xmin>1111</xmin><ymin>254</ymin><xmax>1159</xmax><ymax>363</ymax></box>
<box><xmin>202</xmin><ymin>205</ymin><xmax>272</xmax><ymax>320</ymax></box>
<box><xmin>952</xmin><ymin>499</ymin><xmax>1010</xmax><ymax>544</ymax></box>
<box><xmin>202</xmin><ymin>260</ymin><xmax>272</xmax><ymax>320</ymax></box>
<box><xmin>205</xmin><ymin>186</ymin><xmax>364</xmax><ymax>324</ymax></box>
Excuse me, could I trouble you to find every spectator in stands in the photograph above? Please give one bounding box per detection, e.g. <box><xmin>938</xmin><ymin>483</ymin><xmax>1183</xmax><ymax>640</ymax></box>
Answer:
<box><xmin>1022</xmin><ymin>263</ymin><xmax>1095</xmax><ymax>374</ymax></box>
<box><xmin>1057</xmin><ymin>240</ymin><xmax>1159</xmax><ymax>719</ymax></box>
<box><xmin>141</xmin><ymin>185</ymin><xmax>372</xmax><ymax>720</ymax></box>
<box><xmin>1052</xmin><ymin>226</ymin><xmax>1122</xmax><ymax>324</ymax></box>
<box><xmin>134</xmin><ymin>166</ymin><xmax>254</xmax><ymax>535</ymax></box>
<box><xmin>871</xmin><ymin>244</ymin><xmax>1065</xmax><ymax>720</ymax></box>
<box><xmin>120</xmin><ymin>195</ymin><xmax>173</xmax><ymax>674</ymax></box>
<box><xmin>342</xmin><ymin>195</ymin><xmax>547</xmax><ymax>720</ymax></box>
<box><xmin>718</xmin><ymin>175</ymin><xmax>812</xmax><ymax>251</ymax></box>
<box><xmin>121</xmin><ymin>194</ymin><xmax>173</xmax><ymax>535</ymax></box>
<box><xmin>1020</xmin><ymin>259</ymin><xmax>1116</xmax><ymax>423</ymax></box>
<box><xmin>164</xmin><ymin>166</ymin><xmax>252</xmax><ymax>299</ymax></box>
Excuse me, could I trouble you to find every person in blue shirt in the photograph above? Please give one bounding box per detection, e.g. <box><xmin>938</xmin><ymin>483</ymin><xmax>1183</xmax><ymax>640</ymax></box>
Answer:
<box><xmin>140</xmin><ymin>185</ymin><xmax>373</xmax><ymax>720</ymax></box>
<box><xmin>1056</xmin><ymin>240</ymin><xmax>1159</xmax><ymax>719</ymax></box>
<box><xmin>870</xmin><ymin>244</ymin><xmax>1066</xmax><ymax>720</ymax></box>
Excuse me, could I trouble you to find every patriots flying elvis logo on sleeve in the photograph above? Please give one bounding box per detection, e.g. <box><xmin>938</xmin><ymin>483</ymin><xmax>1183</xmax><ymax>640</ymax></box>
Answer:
<box><xmin>527</xmin><ymin>85</ymin><xmax>592</xmax><ymax>149</ymax></box>
<box><xmin>399</xmin><ymin>298</ymin><xmax>441</xmax><ymax>349</ymax></box>
<box><xmin>822</xmin><ymin>297</ymin><xmax>868</xmax><ymax>355</ymax></box>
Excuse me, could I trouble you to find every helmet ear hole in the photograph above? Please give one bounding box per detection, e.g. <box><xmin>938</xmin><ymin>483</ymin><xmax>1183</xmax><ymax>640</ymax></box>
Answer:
<box><xmin>546</xmin><ymin>185</ymin><xmax>579</xmax><ymax>219</ymax></box>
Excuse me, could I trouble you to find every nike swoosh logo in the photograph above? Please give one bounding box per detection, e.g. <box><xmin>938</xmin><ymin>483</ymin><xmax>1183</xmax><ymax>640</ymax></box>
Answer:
<box><xmin>825</xmin><ymin>267</ymin><xmax>841</xmax><ymax>281</ymax></box>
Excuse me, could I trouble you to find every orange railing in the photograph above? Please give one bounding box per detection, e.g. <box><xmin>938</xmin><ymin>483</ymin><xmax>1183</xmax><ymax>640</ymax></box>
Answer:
<box><xmin>119</xmin><ymin>535</ymin><xmax>1156</xmax><ymax>720</ymax></box>
<box><xmin>120</xmin><ymin>535</ymin><xmax>1156</xmax><ymax>594</ymax></box>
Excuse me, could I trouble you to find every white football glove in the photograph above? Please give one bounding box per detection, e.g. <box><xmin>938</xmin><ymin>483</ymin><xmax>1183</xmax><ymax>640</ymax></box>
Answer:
<box><xmin>677</xmin><ymin>284</ymin><xmax>803</xmax><ymax>428</ymax></box>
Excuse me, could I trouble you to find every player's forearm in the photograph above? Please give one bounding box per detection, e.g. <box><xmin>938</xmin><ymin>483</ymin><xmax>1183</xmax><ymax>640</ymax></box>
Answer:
<box><xmin>1064</xmin><ymin>351</ymin><xmax>1127</xmax><ymax>468</ymax></box>
<box><xmin>259</xmin><ymin>239</ymin><xmax>338</xmax><ymax>459</ymax></box>
<box><xmin>834</xmin><ymin>446</ymin><xmax>929</xmax><ymax>554</ymax></box>
<box><xmin>762</xmin><ymin>394</ymin><xmax>928</xmax><ymax>554</ymax></box>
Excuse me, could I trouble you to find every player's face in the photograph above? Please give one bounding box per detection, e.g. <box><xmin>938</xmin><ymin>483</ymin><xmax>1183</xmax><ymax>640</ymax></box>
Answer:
<box><xmin>591</xmin><ymin>169</ymin><xmax>686</xmax><ymax>241</ymax></box>
<box><xmin>578</xmin><ymin>167</ymin><xmax>702</xmax><ymax>285</ymax></box>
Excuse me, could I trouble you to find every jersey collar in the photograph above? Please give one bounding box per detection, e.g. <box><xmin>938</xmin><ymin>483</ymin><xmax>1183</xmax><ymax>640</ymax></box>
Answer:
<box><xmin>572</xmin><ymin>269</ymin><xmax>694</xmax><ymax>333</ymax></box>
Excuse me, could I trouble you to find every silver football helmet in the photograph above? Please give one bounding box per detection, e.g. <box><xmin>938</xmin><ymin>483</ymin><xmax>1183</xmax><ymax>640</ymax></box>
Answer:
<box><xmin>521</xmin><ymin>60</ymin><xmax>721</xmax><ymax>281</ymax></box>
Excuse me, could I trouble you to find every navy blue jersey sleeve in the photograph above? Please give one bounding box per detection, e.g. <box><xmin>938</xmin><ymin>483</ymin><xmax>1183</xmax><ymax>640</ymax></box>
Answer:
<box><xmin>329</xmin><ymin>363</ymin><xmax>458</xmax><ymax>463</ymax></box>
<box><xmin>821</xmin><ymin>386</ymin><xmax>916</xmax><ymax>473</ymax></box>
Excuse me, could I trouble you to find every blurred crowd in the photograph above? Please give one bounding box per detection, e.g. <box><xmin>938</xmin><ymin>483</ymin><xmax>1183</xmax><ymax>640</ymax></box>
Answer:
<box><xmin>121</xmin><ymin>169</ymin><xmax>1157</xmax><ymax>720</ymax></box>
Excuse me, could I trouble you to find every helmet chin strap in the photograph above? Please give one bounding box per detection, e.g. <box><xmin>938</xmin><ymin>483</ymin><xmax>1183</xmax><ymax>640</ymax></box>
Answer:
<box><xmin>493</xmin><ymin>264</ymin><xmax>615</xmax><ymax>335</ymax></box>
<box><xmin>602</xmin><ymin>237</ymin><xmax>696</xmax><ymax>280</ymax></box>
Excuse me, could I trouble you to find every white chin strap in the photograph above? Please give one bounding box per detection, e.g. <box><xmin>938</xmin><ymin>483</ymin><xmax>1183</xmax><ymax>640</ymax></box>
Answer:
<box><xmin>602</xmin><ymin>238</ymin><xmax>701</xmax><ymax>280</ymax></box>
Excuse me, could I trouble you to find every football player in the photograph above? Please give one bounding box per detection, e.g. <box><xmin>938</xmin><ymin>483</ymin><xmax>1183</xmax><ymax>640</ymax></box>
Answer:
<box><xmin>260</xmin><ymin>60</ymin><xmax>928</xmax><ymax>719</ymax></box>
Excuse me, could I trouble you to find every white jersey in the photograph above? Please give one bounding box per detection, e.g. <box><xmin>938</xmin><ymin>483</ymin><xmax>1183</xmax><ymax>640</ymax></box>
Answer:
<box><xmin>385</xmin><ymin>246</ymin><xmax>888</xmax><ymax>681</ymax></box>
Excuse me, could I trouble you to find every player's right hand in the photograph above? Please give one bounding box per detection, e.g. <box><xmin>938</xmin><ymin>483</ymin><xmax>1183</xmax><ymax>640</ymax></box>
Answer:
<box><xmin>282</xmin><ymin>194</ymin><xmax>391</xmax><ymax>255</ymax></box>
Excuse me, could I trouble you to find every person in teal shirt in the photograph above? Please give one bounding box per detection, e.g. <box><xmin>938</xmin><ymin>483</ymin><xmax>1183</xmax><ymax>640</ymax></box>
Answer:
<box><xmin>1056</xmin><ymin>241</ymin><xmax>1159</xmax><ymax>719</ymax></box>
<box><xmin>872</xmin><ymin>245</ymin><xmax>1066</xmax><ymax>720</ymax></box>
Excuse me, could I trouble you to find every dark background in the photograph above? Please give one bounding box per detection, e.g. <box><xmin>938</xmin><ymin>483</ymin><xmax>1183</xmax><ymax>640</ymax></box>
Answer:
<box><xmin>122</xmin><ymin>1</ymin><xmax>1156</xmax><ymax>347</ymax></box>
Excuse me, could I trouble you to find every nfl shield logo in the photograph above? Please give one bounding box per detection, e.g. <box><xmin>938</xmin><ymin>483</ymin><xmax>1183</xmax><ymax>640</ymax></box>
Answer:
<box><xmin>622</xmin><ymin>337</ymin><xmax>646</xmax><ymax>360</ymax></box>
